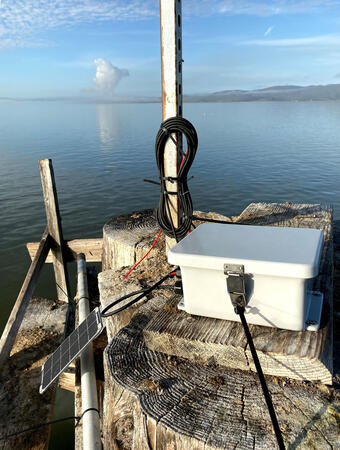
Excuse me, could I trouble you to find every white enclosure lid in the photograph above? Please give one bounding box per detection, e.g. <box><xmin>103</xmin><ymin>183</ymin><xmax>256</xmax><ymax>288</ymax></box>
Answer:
<box><xmin>168</xmin><ymin>223</ymin><xmax>324</xmax><ymax>278</ymax></box>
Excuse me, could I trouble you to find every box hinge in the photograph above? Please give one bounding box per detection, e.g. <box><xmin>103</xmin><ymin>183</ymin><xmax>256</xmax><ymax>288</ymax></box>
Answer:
<box><xmin>224</xmin><ymin>264</ymin><xmax>246</xmax><ymax>312</ymax></box>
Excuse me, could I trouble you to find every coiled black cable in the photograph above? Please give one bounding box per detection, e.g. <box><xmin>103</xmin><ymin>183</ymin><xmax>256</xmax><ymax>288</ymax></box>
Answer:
<box><xmin>155</xmin><ymin>117</ymin><xmax>198</xmax><ymax>241</ymax></box>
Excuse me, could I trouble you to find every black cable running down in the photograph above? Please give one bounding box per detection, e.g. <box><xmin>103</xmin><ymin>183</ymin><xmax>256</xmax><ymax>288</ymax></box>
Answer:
<box><xmin>155</xmin><ymin>117</ymin><xmax>198</xmax><ymax>241</ymax></box>
<box><xmin>236</xmin><ymin>306</ymin><xmax>285</xmax><ymax>450</ymax></box>
<box><xmin>101</xmin><ymin>269</ymin><xmax>177</xmax><ymax>317</ymax></box>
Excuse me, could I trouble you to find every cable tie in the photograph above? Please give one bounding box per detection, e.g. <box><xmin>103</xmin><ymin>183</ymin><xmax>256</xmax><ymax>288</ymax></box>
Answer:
<box><xmin>162</xmin><ymin>176</ymin><xmax>179</xmax><ymax>183</ymax></box>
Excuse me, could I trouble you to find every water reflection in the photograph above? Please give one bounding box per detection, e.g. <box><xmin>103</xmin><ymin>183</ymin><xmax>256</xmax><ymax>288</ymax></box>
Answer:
<box><xmin>96</xmin><ymin>104</ymin><xmax>119</xmax><ymax>146</ymax></box>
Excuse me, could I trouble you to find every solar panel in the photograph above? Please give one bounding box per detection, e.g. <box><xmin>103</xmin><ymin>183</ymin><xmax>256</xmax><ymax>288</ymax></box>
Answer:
<box><xmin>39</xmin><ymin>307</ymin><xmax>104</xmax><ymax>394</ymax></box>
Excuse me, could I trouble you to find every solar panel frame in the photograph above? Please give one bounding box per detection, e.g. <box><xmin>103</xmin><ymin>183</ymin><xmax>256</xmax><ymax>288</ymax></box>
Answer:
<box><xmin>39</xmin><ymin>307</ymin><xmax>104</xmax><ymax>394</ymax></box>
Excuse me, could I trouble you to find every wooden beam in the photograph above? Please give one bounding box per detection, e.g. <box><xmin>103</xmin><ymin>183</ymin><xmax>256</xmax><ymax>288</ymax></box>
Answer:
<box><xmin>26</xmin><ymin>238</ymin><xmax>103</xmax><ymax>263</ymax></box>
<box><xmin>160</xmin><ymin>0</ymin><xmax>182</xmax><ymax>249</ymax></box>
<box><xmin>39</xmin><ymin>159</ymin><xmax>70</xmax><ymax>302</ymax></box>
<box><xmin>0</xmin><ymin>229</ymin><xmax>51</xmax><ymax>366</ymax></box>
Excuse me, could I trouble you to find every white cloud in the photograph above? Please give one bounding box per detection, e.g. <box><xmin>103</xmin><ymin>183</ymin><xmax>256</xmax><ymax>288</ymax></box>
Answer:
<box><xmin>264</xmin><ymin>26</ymin><xmax>274</xmax><ymax>37</ymax></box>
<box><xmin>93</xmin><ymin>58</ymin><xmax>129</xmax><ymax>96</ymax></box>
<box><xmin>242</xmin><ymin>34</ymin><xmax>340</xmax><ymax>47</ymax></box>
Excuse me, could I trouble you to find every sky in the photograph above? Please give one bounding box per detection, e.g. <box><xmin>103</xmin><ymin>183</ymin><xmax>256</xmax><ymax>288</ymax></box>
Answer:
<box><xmin>1</xmin><ymin>0</ymin><xmax>340</xmax><ymax>99</ymax></box>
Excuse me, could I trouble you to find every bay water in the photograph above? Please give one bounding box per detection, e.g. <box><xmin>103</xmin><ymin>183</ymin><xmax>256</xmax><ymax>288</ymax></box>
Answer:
<box><xmin>1</xmin><ymin>100</ymin><xmax>340</xmax><ymax>447</ymax></box>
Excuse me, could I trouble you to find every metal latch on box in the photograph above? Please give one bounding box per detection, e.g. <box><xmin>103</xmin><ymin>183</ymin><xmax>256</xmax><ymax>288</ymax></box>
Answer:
<box><xmin>224</xmin><ymin>264</ymin><xmax>246</xmax><ymax>312</ymax></box>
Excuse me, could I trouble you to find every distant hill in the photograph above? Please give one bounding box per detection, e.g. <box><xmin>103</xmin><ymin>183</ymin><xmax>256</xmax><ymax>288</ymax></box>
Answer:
<box><xmin>185</xmin><ymin>84</ymin><xmax>340</xmax><ymax>102</ymax></box>
<box><xmin>2</xmin><ymin>83</ymin><xmax>340</xmax><ymax>104</ymax></box>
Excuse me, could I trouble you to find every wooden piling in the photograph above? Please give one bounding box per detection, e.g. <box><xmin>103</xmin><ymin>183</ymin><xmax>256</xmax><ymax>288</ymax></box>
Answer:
<box><xmin>98</xmin><ymin>203</ymin><xmax>339</xmax><ymax>449</ymax></box>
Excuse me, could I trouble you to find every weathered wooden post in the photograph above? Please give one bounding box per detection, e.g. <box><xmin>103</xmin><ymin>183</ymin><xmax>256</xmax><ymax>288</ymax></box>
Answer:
<box><xmin>160</xmin><ymin>0</ymin><xmax>183</xmax><ymax>249</ymax></box>
<box><xmin>39</xmin><ymin>159</ymin><xmax>70</xmax><ymax>302</ymax></box>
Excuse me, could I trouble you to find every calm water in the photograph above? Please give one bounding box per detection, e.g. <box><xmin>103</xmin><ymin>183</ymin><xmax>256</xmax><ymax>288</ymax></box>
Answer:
<box><xmin>1</xmin><ymin>100</ymin><xmax>340</xmax><ymax>447</ymax></box>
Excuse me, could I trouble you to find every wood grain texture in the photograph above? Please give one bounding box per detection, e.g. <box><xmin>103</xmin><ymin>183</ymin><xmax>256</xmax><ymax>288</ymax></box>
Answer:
<box><xmin>0</xmin><ymin>228</ymin><xmax>51</xmax><ymax>366</ymax></box>
<box><xmin>27</xmin><ymin>238</ymin><xmax>103</xmax><ymax>263</ymax></box>
<box><xmin>102</xmin><ymin>209</ymin><xmax>231</xmax><ymax>271</ymax></box>
<box><xmin>144</xmin><ymin>203</ymin><xmax>333</xmax><ymax>384</ymax></box>
<box><xmin>99</xmin><ymin>204</ymin><xmax>339</xmax><ymax>449</ymax></box>
<box><xmin>103</xmin><ymin>290</ymin><xmax>340</xmax><ymax>449</ymax></box>
<box><xmin>58</xmin><ymin>361</ymin><xmax>75</xmax><ymax>391</ymax></box>
<box><xmin>39</xmin><ymin>158</ymin><xmax>70</xmax><ymax>302</ymax></box>
<box><xmin>0</xmin><ymin>297</ymin><xmax>68</xmax><ymax>449</ymax></box>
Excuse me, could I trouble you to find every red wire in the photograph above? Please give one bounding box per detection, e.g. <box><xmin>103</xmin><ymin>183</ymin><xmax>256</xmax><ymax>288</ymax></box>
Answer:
<box><xmin>179</xmin><ymin>148</ymin><xmax>188</xmax><ymax>170</ymax></box>
<box><xmin>123</xmin><ymin>229</ymin><xmax>163</xmax><ymax>280</ymax></box>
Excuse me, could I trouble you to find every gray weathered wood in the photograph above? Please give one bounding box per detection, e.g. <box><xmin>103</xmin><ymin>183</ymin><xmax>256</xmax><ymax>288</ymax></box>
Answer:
<box><xmin>0</xmin><ymin>297</ymin><xmax>68</xmax><ymax>449</ymax></box>
<box><xmin>144</xmin><ymin>203</ymin><xmax>333</xmax><ymax>384</ymax></box>
<box><xmin>39</xmin><ymin>158</ymin><xmax>70</xmax><ymax>302</ymax></box>
<box><xmin>102</xmin><ymin>209</ymin><xmax>231</xmax><ymax>271</ymax></box>
<box><xmin>0</xmin><ymin>228</ymin><xmax>51</xmax><ymax>367</ymax></box>
<box><xmin>27</xmin><ymin>238</ymin><xmax>103</xmax><ymax>263</ymax></box>
<box><xmin>99</xmin><ymin>204</ymin><xmax>339</xmax><ymax>449</ymax></box>
<box><xmin>100</xmin><ymin>270</ymin><xmax>340</xmax><ymax>449</ymax></box>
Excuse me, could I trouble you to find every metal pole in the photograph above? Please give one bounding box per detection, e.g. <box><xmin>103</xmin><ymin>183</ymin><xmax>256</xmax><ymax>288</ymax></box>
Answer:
<box><xmin>77</xmin><ymin>253</ymin><xmax>101</xmax><ymax>450</ymax></box>
<box><xmin>160</xmin><ymin>0</ymin><xmax>183</xmax><ymax>249</ymax></box>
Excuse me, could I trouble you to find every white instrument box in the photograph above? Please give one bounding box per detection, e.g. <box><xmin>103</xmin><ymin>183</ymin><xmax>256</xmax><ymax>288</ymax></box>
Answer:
<box><xmin>168</xmin><ymin>223</ymin><xmax>324</xmax><ymax>331</ymax></box>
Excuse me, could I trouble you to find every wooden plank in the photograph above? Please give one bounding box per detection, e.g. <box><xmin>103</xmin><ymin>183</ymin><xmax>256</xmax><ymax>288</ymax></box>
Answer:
<box><xmin>27</xmin><ymin>238</ymin><xmax>103</xmax><ymax>263</ymax></box>
<box><xmin>39</xmin><ymin>158</ymin><xmax>70</xmax><ymax>302</ymax></box>
<box><xmin>0</xmin><ymin>228</ymin><xmax>51</xmax><ymax>366</ymax></box>
<box><xmin>0</xmin><ymin>297</ymin><xmax>68</xmax><ymax>449</ymax></box>
<box><xmin>144</xmin><ymin>203</ymin><xmax>333</xmax><ymax>384</ymax></box>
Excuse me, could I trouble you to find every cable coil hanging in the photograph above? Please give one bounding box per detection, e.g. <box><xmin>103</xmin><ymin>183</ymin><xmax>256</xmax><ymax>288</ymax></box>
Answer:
<box><xmin>155</xmin><ymin>117</ymin><xmax>198</xmax><ymax>241</ymax></box>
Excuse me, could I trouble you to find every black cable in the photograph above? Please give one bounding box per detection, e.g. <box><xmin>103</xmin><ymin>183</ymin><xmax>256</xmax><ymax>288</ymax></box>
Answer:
<box><xmin>191</xmin><ymin>215</ymin><xmax>232</xmax><ymax>225</ymax></box>
<box><xmin>155</xmin><ymin>117</ymin><xmax>198</xmax><ymax>241</ymax></box>
<box><xmin>236</xmin><ymin>306</ymin><xmax>285</xmax><ymax>450</ymax></box>
<box><xmin>101</xmin><ymin>269</ymin><xmax>177</xmax><ymax>317</ymax></box>
<box><xmin>0</xmin><ymin>408</ymin><xmax>99</xmax><ymax>441</ymax></box>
